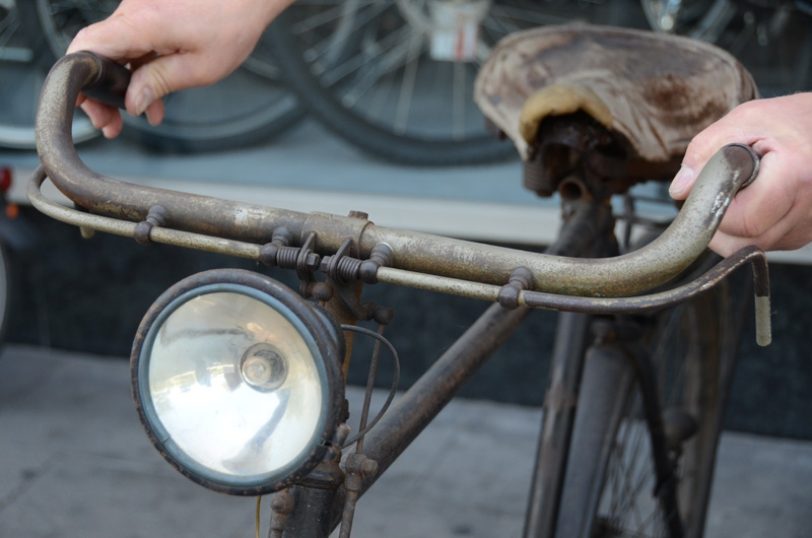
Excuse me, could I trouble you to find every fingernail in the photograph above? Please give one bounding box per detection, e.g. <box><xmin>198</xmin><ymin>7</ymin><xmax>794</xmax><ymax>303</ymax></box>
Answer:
<box><xmin>133</xmin><ymin>87</ymin><xmax>154</xmax><ymax>116</ymax></box>
<box><xmin>669</xmin><ymin>165</ymin><xmax>695</xmax><ymax>198</ymax></box>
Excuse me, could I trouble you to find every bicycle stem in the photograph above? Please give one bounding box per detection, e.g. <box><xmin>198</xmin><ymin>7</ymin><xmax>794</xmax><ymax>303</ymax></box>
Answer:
<box><xmin>35</xmin><ymin>52</ymin><xmax>759</xmax><ymax>298</ymax></box>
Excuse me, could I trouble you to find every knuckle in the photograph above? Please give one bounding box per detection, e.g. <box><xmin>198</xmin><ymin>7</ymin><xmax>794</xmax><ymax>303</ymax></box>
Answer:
<box><xmin>71</xmin><ymin>26</ymin><xmax>95</xmax><ymax>48</ymax></box>
<box><xmin>148</xmin><ymin>62</ymin><xmax>174</xmax><ymax>97</ymax></box>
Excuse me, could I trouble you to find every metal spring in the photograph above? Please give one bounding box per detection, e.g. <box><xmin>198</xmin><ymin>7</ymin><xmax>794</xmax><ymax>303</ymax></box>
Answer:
<box><xmin>335</xmin><ymin>256</ymin><xmax>363</xmax><ymax>281</ymax></box>
<box><xmin>275</xmin><ymin>246</ymin><xmax>301</xmax><ymax>268</ymax></box>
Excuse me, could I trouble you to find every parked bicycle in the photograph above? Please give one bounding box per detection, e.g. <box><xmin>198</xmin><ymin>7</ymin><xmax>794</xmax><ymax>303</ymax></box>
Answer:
<box><xmin>30</xmin><ymin>24</ymin><xmax>773</xmax><ymax>538</ymax></box>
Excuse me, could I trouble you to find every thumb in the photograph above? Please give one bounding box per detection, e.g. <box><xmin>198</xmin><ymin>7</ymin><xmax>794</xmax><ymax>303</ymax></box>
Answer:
<box><xmin>668</xmin><ymin>133</ymin><xmax>723</xmax><ymax>200</ymax></box>
<box><xmin>125</xmin><ymin>52</ymin><xmax>201</xmax><ymax>118</ymax></box>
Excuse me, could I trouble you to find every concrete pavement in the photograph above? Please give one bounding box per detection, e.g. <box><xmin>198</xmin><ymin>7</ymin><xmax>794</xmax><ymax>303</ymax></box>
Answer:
<box><xmin>1</xmin><ymin>345</ymin><xmax>810</xmax><ymax>537</ymax></box>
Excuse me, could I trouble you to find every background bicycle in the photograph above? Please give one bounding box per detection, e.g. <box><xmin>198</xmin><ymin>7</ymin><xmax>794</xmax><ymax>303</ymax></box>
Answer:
<box><xmin>268</xmin><ymin>0</ymin><xmax>811</xmax><ymax>164</ymax></box>
<box><xmin>2</xmin><ymin>0</ymin><xmax>304</xmax><ymax>152</ymax></box>
<box><xmin>2</xmin><ymin>1</ymin><xmax>810</xmax><ymax>160</ymax></box>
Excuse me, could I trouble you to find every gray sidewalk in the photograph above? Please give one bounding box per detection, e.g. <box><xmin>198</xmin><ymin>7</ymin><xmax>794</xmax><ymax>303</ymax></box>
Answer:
<box><xmin>1</xmin><ymin>345</ymin><xmax>810</xmax><ymax>537</ymax></box>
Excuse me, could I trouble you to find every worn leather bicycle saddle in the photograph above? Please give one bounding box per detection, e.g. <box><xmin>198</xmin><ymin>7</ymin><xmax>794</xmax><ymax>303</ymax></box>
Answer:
<box><xmin>475</xmin><ymin>24</ymin><xmax>757</xmax><ymax>192</ymax></box>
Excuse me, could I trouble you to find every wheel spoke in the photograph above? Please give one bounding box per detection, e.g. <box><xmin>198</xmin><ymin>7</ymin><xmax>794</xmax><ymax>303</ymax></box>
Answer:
<box><xmin>451</xmin><ymin>61</ymin><xmax>467</xmax><ymax>139</ymax></box>
<box><xmin>611</xmin><ymin>431</ymin><xmax>649</xmax><ymax>535</ymax></box>
<box><xmin>0</xmin><ymin>14</ymin><xmax>17</xmax><ymax>49</ymax></box>
<box><xmin>336</xmin><ymin>28</ymin><xmax>415</xmax><ymax>104</ymax></box>
<box><xmin>304</xmin><ymin>6</ymin><xmax>403</xmax><ymax>84</ymax></box>
<box><xmin>393</xmin><ymin>30</ymin><xmax>423</xmax><ymax>133</ymax></box>
<box><xmin>291</xmin><ymin>1</ymin><xmax>384</xmax><ymax>35</ymax></box>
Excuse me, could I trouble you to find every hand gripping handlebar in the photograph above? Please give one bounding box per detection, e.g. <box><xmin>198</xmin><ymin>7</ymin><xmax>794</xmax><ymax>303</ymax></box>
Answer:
<box><xmin>28</xmin><ymin>51</ymin><xmax>771</xmax><ymax>344</ymax></box>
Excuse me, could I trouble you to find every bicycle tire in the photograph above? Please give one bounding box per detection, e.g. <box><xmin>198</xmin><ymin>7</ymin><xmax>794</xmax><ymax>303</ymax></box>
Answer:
<box><xmin>17</xmin><ymin>0</ymin><xmax>305</xmax><ymax>153</ymax></box>
<box><xmin>267</xmin><ymin>2</ymin><xmax>637</xmax><ymax>166</ymax></box>
<box><xmin>554</xmin><ymin>256</ymin><xmax>746</xmax><ymax>538</ymax></box>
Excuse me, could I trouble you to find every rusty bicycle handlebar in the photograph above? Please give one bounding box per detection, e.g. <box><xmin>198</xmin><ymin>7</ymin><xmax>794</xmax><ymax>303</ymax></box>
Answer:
<box><xmin>31</xmin><ymin>52</ymin><xmax>769</xmax><ymax>337</ymax></box>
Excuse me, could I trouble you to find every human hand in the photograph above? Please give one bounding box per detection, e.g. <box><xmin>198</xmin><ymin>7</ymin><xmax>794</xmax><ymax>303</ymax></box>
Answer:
<box><xmin>669</xmin><ymin>92</ymin><xmax>812</xmax><ymax>256</ymax></box>
<box><xmin>66</xmin><ymin>0</ymin><xmax>292</xmax><ymax>138</ymax></box>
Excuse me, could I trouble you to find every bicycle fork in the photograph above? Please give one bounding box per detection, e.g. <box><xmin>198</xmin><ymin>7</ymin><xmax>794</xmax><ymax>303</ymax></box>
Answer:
<box><xmin>521</xmin><ymin>174</ymin><xmax>685</xmax><ymax>538</ymax></box>
<box><xmin>524</xmin><ymin>314</ymin><xmax>687</xmax><ymax>538</ymax></box>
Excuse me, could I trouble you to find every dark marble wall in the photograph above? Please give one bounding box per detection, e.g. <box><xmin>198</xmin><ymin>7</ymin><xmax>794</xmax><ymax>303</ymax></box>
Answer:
<box><xmin>4</xmin><ymin>208</ymin><xmax>811</xmax><ymax>439</ymax></box>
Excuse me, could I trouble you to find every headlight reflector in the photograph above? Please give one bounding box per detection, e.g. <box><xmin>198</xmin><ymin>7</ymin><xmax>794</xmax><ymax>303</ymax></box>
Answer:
<box><xmin>131</xmin><ymin>269</ymin><xmax>343</xmax><ymax>495</ymax></box>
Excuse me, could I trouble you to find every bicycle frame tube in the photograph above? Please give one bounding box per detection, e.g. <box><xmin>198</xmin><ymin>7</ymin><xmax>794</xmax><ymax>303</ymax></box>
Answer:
<box><xmin>35</xmin><ymin>52</ymin><xmax>760</xmax><ymax>298</ymax></box>
<box><xmin>277</xmin><ymin>302</ymin><xmax>528</xmax><ymax>536</ymax></box>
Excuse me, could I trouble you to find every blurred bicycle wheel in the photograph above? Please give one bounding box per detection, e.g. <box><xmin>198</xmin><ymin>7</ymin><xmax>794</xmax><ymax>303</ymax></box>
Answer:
<box><xmin>0</xmin><ymin>0</ymin><xmax>96</xmax><ymax>149</ymax></box>
<box><xmin>17</xmin><ymin>0</ymin><xmax>305</xmax><ymax>153</ymax></box>
<box><xmin>267</xmin><ymin>0</ymin><xmax>640</xmax><ymax>165</ymax></box>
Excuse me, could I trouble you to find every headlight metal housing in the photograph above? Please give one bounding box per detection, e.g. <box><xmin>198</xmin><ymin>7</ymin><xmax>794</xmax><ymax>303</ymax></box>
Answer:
<box><xmin>130</xmin><ymin>269</ymin><xmax>345</xmax><ymax>496</ymax></box>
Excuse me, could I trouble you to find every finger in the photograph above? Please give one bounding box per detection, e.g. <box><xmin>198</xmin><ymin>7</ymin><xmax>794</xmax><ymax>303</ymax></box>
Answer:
<box><xmin>668</xmin><ymin>129</ymin><xmax>731</xmax><ymax>200</ymax></box>
<box><xmin>709</xmin><ymin>232</ymin><xmax>752</xmax><ymax>257</ymax></box>
<box><xmin>715</xmin><ymin>151</ymin><xmax>794</xmax><ymax>239</ymax></box>
<box><xmin>709</xmin><ymin>208</ymin><xmax>797</xmax><ymax>256</ymax></box>
<box><xmin>125</xmin><ymin>53</ymin><xmax>203</xmax><ymax>116</ymax></box>
<box><xmin>101</xmin><ymin>113</ymin><xmax>124</xmax><ymax>139</ymax></box>
<box><xmin>709</xmin><ymin>224</ymin><xmax>785</xmax><ymax>256</ymax></box>
<box><xmin>669</xmin><ymin>112</ymin><xmax>761</xmax><ymax>200</ymax></box>
<box><xmin>144</xmin><ymin>99</ymin><xmax>165</xmax><ymax>126</ymax></box>
<box><xmin>80</xmin><ymin>100</ymin><xmax>120</xmax><ymax>132</ymax></box>
<box><xmin>67</xmin><ymin>15</ymin><xmax>156</xmax><ymax>60</ymax></box>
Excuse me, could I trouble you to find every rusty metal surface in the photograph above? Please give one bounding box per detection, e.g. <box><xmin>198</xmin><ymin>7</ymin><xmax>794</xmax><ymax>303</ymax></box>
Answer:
<box><xmin>523</xmin><ymin>312</ymin><xmax>592</xmax><ymax>538</ymax></box>
<box><xmin>356</xmin><ymin>302</ymin><xmax>529</xmax><ymax>500</ymax></box>
<box><xmin>281</xmin><ymin>303</ymin><xmax>529</xmax><ymax>536</ymax></box>
<box><xmin>27</xmin><ymin>167</ymin><xmax>265</xmax><ymax>260</ymax></box>
<box><xmin>33</xmin><ymin>53</ymin><xmax>762</xmax><ymax>299</ymax></box>
<box><xmin>35</xmin><ymin>52</ymin><xmax>307</xmax><ymax>243</ymax></box>
<box><xmin>518</xmin><ymin>246</ymin><xmax>768</xmax><ymax>315</ymax></box>
<box><xmin>30</xmin><ymin>164</ymin><xmax>769</xmax><ymax>339</ymax></box>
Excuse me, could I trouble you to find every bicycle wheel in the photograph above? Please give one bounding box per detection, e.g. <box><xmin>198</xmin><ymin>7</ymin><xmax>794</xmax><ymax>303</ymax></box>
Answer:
<box><xmin>267</xmin><ymin>1</ymin><xmax>637</xmax><ymax>166</ymax></box>
<box><xmin>18</xmin><ymin>0</ymin><xmax>305</xmax><ymax>153</ymax></box>
<box><xmin>0</xmin><ymin>0</ymin><xmax>96</xmax><ymax>149</ymax></box>
<box><xmin>641</xmin><ymin>0</ymin><xmax>812</xmax><ymax>96</ymax></box>
<box><xmin>555</xmin><ymin>258</ymin><xmax>745</xmax><ymax>538</ymax></box>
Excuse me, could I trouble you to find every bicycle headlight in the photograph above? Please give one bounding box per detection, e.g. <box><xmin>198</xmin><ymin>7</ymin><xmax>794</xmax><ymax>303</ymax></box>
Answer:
<box><xmin>130</xmin><ymin>269</ymin><xmax>344</xmax><ymax>496</ymax></box>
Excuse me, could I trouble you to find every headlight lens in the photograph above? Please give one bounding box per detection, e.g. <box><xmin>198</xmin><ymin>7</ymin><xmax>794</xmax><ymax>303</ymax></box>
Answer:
<box><xmin>131</xmin><ymin>269</ymin><xmax>343</xmax><ymax>495</ymax></box>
